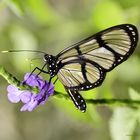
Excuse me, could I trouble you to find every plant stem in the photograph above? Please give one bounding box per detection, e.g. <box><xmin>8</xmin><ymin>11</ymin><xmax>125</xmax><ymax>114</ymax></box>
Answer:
<box><xmin>54</xmin><ymin>91</ymin><xmax>140</xmax><ymax>106</ymax></box>
<box><xmin>86</xmin><ymin>99</ymin><xmax>140</xmax><ymax>106</ymax></box>
<box><xmin>0</xmin><ymin>65</ymin><xmax>39</xmax><ymax>93</ymax></box>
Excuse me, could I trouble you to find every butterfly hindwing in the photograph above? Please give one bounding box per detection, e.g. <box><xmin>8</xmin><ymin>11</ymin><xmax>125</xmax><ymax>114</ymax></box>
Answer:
<box><xmin>57</xmin><ymin>58</ymin><xmax>106</xmax><ymax>90</ymax></box>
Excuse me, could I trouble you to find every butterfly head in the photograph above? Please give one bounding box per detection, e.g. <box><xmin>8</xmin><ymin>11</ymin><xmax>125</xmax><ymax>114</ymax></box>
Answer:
<box><xmin>44</xmin><ymin>54</ymin><xmax>59</xmax><ymax>77</ymax></box>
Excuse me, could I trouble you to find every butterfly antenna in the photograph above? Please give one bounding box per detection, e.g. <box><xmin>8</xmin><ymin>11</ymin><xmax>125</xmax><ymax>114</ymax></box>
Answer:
<box><xmin>1</xmin><ymin>50</ymin><xmax>46</xmax><ymax>54</ymax></box>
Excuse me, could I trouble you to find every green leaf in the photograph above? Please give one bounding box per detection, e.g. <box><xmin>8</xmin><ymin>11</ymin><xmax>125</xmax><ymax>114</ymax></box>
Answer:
<box><xmin>110</xmin><ymin>107</ymin><xmax>137</xmax><ymax>140</ymax></box>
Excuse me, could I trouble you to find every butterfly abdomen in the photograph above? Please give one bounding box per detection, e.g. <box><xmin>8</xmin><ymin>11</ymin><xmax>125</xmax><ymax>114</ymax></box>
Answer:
<box><xmin>66</xmin><ymin>89</ymin><xmax>86</xmax><ymax>112</ymax></box>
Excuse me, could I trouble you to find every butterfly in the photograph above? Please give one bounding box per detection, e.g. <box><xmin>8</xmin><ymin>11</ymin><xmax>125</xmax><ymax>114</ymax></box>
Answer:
<box><xmin>5</xmin><ymin>24</ymin><xmax>139</xmax><ymax>112</ymax></box>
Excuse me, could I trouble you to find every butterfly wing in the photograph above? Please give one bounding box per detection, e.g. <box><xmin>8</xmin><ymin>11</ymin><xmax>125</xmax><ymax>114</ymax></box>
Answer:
<box><xmin>56</xmin><ymin>24</ymin><xmax>138</xmax><ymax>112</ymax></box>
<box><xmin>57</xmin><ymin>58</ymin><xmax>106</xmax><ymax>90</ymax></box>
<box><xmin>57</xmin><ymin>24</ymin><xmax>138</xmax><ymax>71</ymax></box>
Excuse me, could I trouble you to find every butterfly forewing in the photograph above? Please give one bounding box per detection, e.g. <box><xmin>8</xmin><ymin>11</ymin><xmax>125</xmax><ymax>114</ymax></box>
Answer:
<box><xmin>57</xmin><ymin>24</ymin><xmax>138</xmax><ymax>70</ymax></box>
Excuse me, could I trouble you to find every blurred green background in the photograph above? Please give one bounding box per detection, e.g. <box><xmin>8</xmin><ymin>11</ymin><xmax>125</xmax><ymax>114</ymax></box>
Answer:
<box><xmin>0</xmin><ymin>0</ymin><xmax>140</xmax><ymax>140</ymax></box>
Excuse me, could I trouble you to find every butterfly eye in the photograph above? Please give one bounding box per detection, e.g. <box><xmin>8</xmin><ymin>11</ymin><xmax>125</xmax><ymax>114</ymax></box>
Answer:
<box><xmin>44</xmin><ymin>54</ymin><xmax>50</xmax><ymax>62</ymax></box>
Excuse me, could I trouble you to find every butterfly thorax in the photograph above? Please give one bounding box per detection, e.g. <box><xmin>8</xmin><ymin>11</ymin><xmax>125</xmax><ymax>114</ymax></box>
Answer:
<box><xmin>44</xmin><ymin>54</ymin><xmax>59</xmax><ymax>77</ymax></box>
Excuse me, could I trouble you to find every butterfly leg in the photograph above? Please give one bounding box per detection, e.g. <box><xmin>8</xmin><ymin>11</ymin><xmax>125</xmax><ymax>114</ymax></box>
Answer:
<box><xmin>28</xmin><ymin>64</ymin><xmax>49</xmax><ymax>79</ymax></box>
<box><xmin>37</xmin><ymin>63</ymin><xmax>48</xmax><ymax>75</ymax></box>
<box><xmin>23</xmin><ymin>64</ymin><xmax>49</xmax><ymax>85</ymax></box>
<box><xmin>66</xmin><ymin>88</ymin><xmax>86</xmax><ymax>112</ymax></box>
<box><xmin>31</xmin><ymin>63</ymin><xmax>49</xmax><ymax>75</ymax></box>
<box><xmin>53</xmin><ymin>77</ymin><xmax>58</xmax><ymax>84</ymax></box>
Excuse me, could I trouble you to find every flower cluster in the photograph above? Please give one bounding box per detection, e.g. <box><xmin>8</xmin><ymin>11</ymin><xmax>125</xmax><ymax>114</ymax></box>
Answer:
<box><xmin>7</xmin><ymin>73</ymin><xmax>54</xmax><ymax>111</ymax></box>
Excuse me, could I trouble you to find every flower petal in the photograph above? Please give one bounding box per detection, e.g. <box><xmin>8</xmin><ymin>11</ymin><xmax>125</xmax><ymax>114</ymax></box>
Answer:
<box><xmin>7</xmin><ymin>92</ymin><xmax>20</xmax><ymax>103</ymax></box>
<box><xmin>24</xmin><ymin>73</ymin><xmax>44</xmax><ymax>87</ymax></box>
<box><xmin>20</xmin><ymin>100</ymin><xmax>38</xmax><ymax>112</ymax></box>
<box><xmin>7</xmin><ymin>85</ymin><xmax>18</xmax><ymax>93</ymax></box>
<box><xmin>27</xmin><ymin>100</ymin><xmax>38</xmax><ymax>111</ymax></box>
<box><xmin>20</xmin><ymin>91</ymin><xmax>32</xmax><ymax>103</ymax></box>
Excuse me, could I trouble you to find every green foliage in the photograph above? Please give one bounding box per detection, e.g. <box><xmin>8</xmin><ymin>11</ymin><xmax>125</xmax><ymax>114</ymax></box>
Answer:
<box><xmin>9</xmin><ymin>25</ymin><xmax>38</xmax><ymax>72</ymax></box>
<box><xmin>110</xmin><ymin>107</ymin><xmax>137</xmax><ymax>140</ymax></box>
<box><xmin>25</xmin><ymin>0</ymin><xmax>58</xmax><ymax>24</ymax></box>
<box><xmin>92</xmin><ymin>0</ymin><xmax>124</xmax><ymax>29</ymax></box>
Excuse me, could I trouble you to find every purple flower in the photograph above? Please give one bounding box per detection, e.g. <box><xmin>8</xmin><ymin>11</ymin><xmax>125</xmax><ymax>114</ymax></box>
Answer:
<box><xmin>7</xmin><ymin>73</ymin><xmax>54</xmax><ymax>111</ymax></box>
